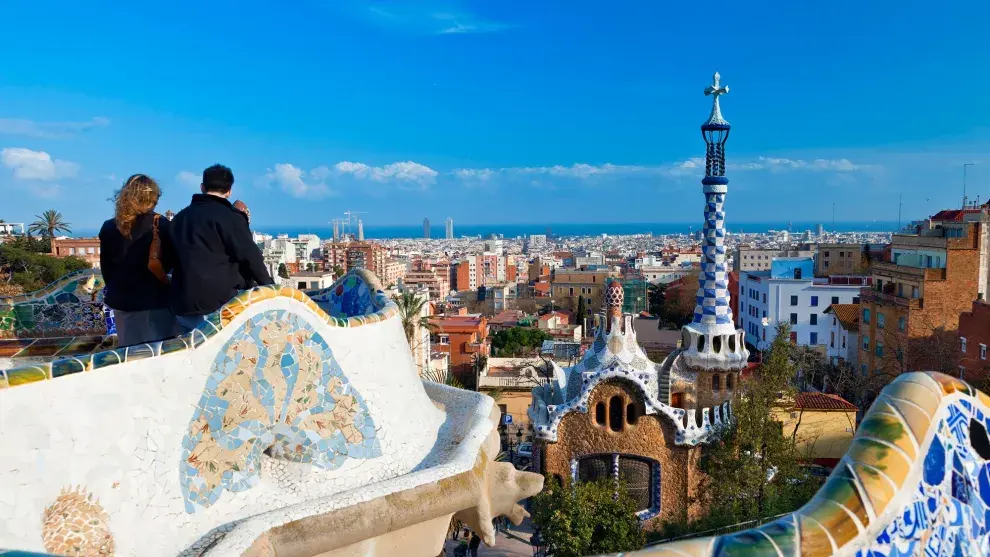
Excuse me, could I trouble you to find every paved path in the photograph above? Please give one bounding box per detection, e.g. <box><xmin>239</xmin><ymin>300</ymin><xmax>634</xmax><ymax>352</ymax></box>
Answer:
<box><xmin>443</xmin><ymin>519</ymin><xmax>537</xmax><ymax>557</ymax></box>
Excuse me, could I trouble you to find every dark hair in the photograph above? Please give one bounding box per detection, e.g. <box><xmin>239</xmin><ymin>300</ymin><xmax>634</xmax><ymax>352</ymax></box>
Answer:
<box><xmin>202</xmin><ymin>164</ymin><xmax>235</xmax><ymax>194</ymax></box>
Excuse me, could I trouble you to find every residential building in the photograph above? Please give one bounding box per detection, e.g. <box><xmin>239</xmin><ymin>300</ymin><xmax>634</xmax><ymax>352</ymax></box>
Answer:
<box><xmin>430</xmin><ymin>315</ymin><xmax>489</xmax><ymax>381</ymax></box>
<box><xmin>816</xmin><ymin>243</ymin><xmax>869</xmax><ymax>276</ymax></box>
<box><xmin>478</xmin><ymin>357</ymin><xmax>549</xmax><ymax>441</ymax></box>
<box><xmin>452</xmin><ymin>254</ymin><xmax>514</xmax><ymax>291</ymax></box>
<box><xmin>488</xmin><ymin>310</ymin><xmax>527</xmax><ymax>332</ymax></box>
<box><xmin>445</xmin><ymin>217</ymin><xmax>453</xmax><ymax>239</ymax></box>
<box><xmin>488</xmin><ymin>283</ymin><xmax>516</xmax><ymax>312</ymax></box>
<box><xmin>824</xmin><ymin>304</ymin><xmax>860</xmax><ymax>367</ymax></box>
<box><xmin>734</xmin><ymin>243</ymin><xmax>816</xmax><ymax>272</ymax></box>
<box><xmin>322</xmin><ymin>241</ymin><xmax>349</xmax><ymax>273</ymax></box>
<box><xmin>773</xmin><ymin>393</ymin><xmax>858</xmax><ymax>468</ymax></box>
<box><xmin>0</xmin><ymin>222</ymin><xmax>25</xmax><ymax>235</ymax></box>
<box><xmin>381</xmin><ymin>259</ymin><xmax>407</xmax><ymax>288</ymax></box>
<box><xmin>403</xmin><ymin>269</ymin><xmax>450</xmax><ymax>302</ymax></box>
<box><xmin>738</xmin><ymin>258</ymin><xmax>871</xmax><ymax>349</ymax></box>
<box><xmin>859</xmin><ymin>215</ymin><xmax>984</xmax><ymax>378</ymax></box>
<box><xmin>958</xmin><ymin>299</ymin><xmax>990</xmax><ymax>384</ymax></box>
<box><xmin>551</xmin><ymin>269</ymin><xmax>617</xmax><ymax>313</ymax></box>
<box><xmin>345</xmin><ymin>241</ymin><xmax>387</xmax><ymax>277</ymax></box>
<box><xmin>288</xmin><ymin>270</ymin><xmax>335</xmax><ymax>291</ymax></box>
<box><xmin>51</xmin><ymin>238</ymin><xmax>101</xmax><ymax>267</ymax></box>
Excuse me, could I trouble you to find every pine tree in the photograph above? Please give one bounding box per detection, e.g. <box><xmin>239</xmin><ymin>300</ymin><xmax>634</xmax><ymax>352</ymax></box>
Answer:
<box><xmin>277</xmin><ymin>263</ymin><xmax>289</xmax><ymax>279</ymax></box>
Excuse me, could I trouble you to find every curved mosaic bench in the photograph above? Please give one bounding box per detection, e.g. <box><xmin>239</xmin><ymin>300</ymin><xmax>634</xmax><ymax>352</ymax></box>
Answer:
<box><xmin>640</xmin><ymin>372</ymin><xmax>990</xmax><ymax>557</ymax></box>
<box><xmin>0</xmin><ymin>269</ymin><xmax>115</xmax><ymax>361</ymax></box>
<box><xmin>0</xmin><ymin>269</ymin><xmax>541</xmax><ymax>556</ymax></box>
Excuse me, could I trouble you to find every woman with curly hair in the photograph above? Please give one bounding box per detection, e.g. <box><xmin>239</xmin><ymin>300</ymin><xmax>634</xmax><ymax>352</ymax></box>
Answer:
<box><xmin>99</xmin><ymin>174</ymin><xmax>180</xmax><ymax>346</ymax></box>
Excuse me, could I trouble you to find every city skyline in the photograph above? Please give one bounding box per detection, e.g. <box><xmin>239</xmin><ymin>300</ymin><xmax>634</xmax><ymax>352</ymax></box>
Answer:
<box><xmin>1</xmin><ymin>0</ymin><xmax>988</xmax><ymax>229</ymax></box>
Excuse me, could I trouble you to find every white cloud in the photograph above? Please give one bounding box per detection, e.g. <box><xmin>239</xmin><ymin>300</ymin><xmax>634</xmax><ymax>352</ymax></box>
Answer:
<box><xmin>176</xmin><ymin>170</ymin><xmax>200</xmax><ymax>189</ymax></box>
<box><xmin>354</xmin><ymin>4</ymin><xmax>511</xmax><ymax>35</ymax></box>
<box><xmin>0</xmin><ymin>116</ymin><xmax>110</xmax><ymax>139</ymax></box>
<box><xmin>0</xmin><ymin>147</ymin><xmax>79</xmax><ymax>181</ymax></box>
<box><xmin>335</xmin><ymin>160</ymin><xmax>438</xmax><ymax>187</ymax></box>
<box><xmin>433</xmin><ymin>12</ymin><xmax>509</xmax><ymax>34</ymax></box>
<box><xmin>263</xmin><ymin>163</ymin><xmax>333</xmax><ymax>199</ymax></box>
<box><xmin>734</xmin><ymin>156</ymin><xmax>871</xmax><ymax>172</ymax></box>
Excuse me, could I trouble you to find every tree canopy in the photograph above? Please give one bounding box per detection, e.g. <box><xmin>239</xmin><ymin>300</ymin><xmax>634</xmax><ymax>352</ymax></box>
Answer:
<box><xmin>0</xmin><ymin>245</ymin><xmax>90</xmax><ymax>292</ymax></box>
<box><xmin>28</xmin><ymin>210</ymin><xmax>72</xmax><ymax>239</ymax></box>
<box><xmin>491</xmin><ymin>326</ymin><xmax>551</xmax><ymax>356</ymax></box>
<box><xmin>532</xmin><ymin>476</ymin><xmax>645</xmax><ymax>557</ymax></box>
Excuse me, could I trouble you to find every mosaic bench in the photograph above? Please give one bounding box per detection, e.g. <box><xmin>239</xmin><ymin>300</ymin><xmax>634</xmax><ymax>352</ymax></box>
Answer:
<box><xmin>0</xmin><ymin>269</ymin><xmax>541</xmax><ymax>557</ymax></box>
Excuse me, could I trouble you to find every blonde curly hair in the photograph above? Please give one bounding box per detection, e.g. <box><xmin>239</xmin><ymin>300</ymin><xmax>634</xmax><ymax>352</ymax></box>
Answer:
<box><xmin>114</xmin><ymin>174</ymin><xmax>162</xmax><ymax>239</ymax></box>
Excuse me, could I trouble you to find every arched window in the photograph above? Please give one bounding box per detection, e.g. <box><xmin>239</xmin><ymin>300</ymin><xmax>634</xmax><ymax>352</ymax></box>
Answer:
<box><xmin>576</xmin><ymin>454</ymin><xmax>659</xmax><ymax>516</ymax></box>
<box><xmin>609</xmin><ymin>396</ymin><xmax>624</xmax><ymax>432</ymax></box>
<box><xmin>726</xmin><ymin>373</ymin><xmax>735</xmax><ymax>390</ymax></box>
<box><xmin>626</xmin><ymin>402</ymin><xmax>640</xmax><ymax>425</ymax></box>
<box><xmin>713</xmin><ymin>335</ymin><xmax>722</xmax><ymax>353</ymax></box>
<box><xmin>595</xmin><ymin>402</ymin><xmax>606</xmax><ymax>426</ymax></box>
<box><xmin>794</xmin><ymin>268</ymin><xmax>802</xmax><ymax>279</ymax></box>
<box><xmin>697</xmin><ymin>334</ymin><xmax>706</xmax><ymax>352</ymax></box>
<box><xmin>712</xmin><ymin>374</ymin><xmax>721</xmax><ymax>391</ymax></box>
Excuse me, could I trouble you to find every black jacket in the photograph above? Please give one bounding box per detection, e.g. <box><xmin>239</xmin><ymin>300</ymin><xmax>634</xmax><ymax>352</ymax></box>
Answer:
<box><xmin>169</xmin><ymin>194</ymin><xmax>273</xmax><ymax>316</ymax></box>
<box><xmin>99</xmin><ymin>213</ymin><xmax>173</xmax><ymax>311</ymax></box>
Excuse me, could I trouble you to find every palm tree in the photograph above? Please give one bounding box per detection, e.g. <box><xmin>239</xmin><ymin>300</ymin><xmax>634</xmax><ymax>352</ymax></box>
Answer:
<box><xmin>28</xmin><ymin>210</ymin><xmax>71</xmax><ymax>239</ymax></box>
<box><xmin>391</xmin><ymin>290</ymin><xmax>433</xmax><ymax>345</ymax></box>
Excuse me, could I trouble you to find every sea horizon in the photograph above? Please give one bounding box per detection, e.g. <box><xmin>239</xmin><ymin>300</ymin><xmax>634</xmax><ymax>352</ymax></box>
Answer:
<box><xmin>65</xmin><ymin>220</ymin><xmax>902</xmax><ymax>240</ymax></box>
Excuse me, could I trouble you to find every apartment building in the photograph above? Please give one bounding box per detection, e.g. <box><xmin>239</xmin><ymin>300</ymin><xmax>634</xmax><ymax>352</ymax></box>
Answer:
<box><xmin>824</xmin><ymin>304</ymin><xmax>860</xmax><ymax>367</ymax></box>
<box><xmin>859</xmin><ymin>215</ymin><xmax>984</xmax><ymax>377</ymax></box>
<box><xmin>403</xmin><ymin>269</ymin><xmax>450</xmax><ymax>302</ymax></box>
<box><xmin>738</xmin><ymin>258</ymin><xmax>870</xmax><ymax>349</ymax></box>
<box><xmin>431</xmin><ymin>315</ymin><xmax>490</xmax><ymax>381</ymax></box>
<box><xmin>816</xmin><ymin>243</ymin><xmax>869</xmax><ymax>276</ymax></box>
<box><xmin>550</xmin><ymin>269</ymin><xmax>617</xmax><ymax>313</ymax></box>
<box><xmin>51</xmin><ymin>238</ymin><xmax>101</xmax><ymax>267</ymax></box>
<box><xmin>322</xmin><ymin>240</ymin><xmax>387</xmax><ymax>279</ymax></box>
<box><xmin>381</xmin><ymin>259</ymin><xmax>407</xmax><ymax>288</ymax></box>
<box><xmin>959</xmin><ymin>299</ymin><xmax>990</xmax><ymax>383</ymax></box>
<box><xmin>734</xmin><ymin>243</ymin><xmax>816</xmax><ymax>272</ymax></box>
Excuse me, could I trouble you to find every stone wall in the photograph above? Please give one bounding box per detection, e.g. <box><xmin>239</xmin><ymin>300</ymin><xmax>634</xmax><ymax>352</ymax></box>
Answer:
<box><xmin>541</xmin><ymin>379</ymin><xmax>700</xmax><ymax>528</ymax></box>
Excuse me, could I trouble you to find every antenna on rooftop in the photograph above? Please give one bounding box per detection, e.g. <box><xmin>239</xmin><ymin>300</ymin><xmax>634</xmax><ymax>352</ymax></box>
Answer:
<box><xmin>897</xmin><ymin>194</ymin><xmax>902</xmax><ymax>230</ymax></box>
<box><xmin>964</xmin><ymin>163</ymin><xmax>976</xmax><ymax>209</ymax></box>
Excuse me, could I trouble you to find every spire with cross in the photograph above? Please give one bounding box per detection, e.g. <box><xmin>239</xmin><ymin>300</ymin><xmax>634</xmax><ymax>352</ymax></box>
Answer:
<box><xmin>678</xmin><ymin>71</ymin><xmax>749</xmax><ymax>372</ymax></box>
<box><xmin>703</xmin><ymin>72</ymin><xmax>730</xmax><ymax>127</ymax></box>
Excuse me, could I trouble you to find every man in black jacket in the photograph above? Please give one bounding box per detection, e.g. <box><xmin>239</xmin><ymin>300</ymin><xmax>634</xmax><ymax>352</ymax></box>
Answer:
<box><xmin>169</xmin><ymin>164</ymin><xmax>273</xmax><ymax>332</ymax></box>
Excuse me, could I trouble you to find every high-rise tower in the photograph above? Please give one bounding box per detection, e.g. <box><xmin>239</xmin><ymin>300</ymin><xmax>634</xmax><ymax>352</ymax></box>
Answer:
<box><xmin>423</xmin><ymin>218</ymin><xmax>431</xmax><ymax>239</ymax></box>
<box><xmin>680</xmin><ymin>72</ymin><xmax>748</xmax><ymax>370</ymax></box>
<box><xmin>445</xmin><ymin>217</ymin><xmax>454</xmax><ymax>239</ymax></box>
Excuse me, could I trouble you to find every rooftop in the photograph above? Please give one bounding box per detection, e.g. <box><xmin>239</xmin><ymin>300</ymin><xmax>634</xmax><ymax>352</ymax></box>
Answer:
<box><xmin>824</xmin><ymin>304</ymin><xmax>860</xmax><ymax>331</ymax></box>
<box><xmin>794</xmin><ymin>392</ymin><xmax>858</xmax><ymax>412</ymax></box>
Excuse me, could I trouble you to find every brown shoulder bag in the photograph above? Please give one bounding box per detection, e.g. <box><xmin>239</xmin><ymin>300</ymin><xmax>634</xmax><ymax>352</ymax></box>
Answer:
<box><xmin>148</xmin><ymin>214</ymin><xmax>170</xmax><ymax>284</ymax></box>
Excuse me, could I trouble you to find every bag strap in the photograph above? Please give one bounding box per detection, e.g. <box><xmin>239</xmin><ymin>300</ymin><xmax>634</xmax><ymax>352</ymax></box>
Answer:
<box><xmin>148</xmin><ymin>213</ymin><xmax>170</xmax><ymax>284</ymax></box>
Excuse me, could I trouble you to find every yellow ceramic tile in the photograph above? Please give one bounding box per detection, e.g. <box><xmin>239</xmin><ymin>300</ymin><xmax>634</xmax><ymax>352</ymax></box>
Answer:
<box><xmin>876</xmin><ymin>395</ymin><xmax>931</xmax><ymax>446</ymax></box>
<box><xmin>850</xmin><ymin>462</ymin><xmax>898</xmax><ymax>517</ymax></box>
<box><xmin>883</xmin><ymin>380</ymin><xmax>941</xmax><ymax>418</ymax></box>
<box><xmin>930</xmin><ymin>372</ymin><xmax>972</xmax><ymax>396</ymax></box>
<box><xmin>800</xmin><ymin>498</ymin><xmax>861</xmax><ymax>550</ymax></box>
<box><xmin>858</xmin><ymin>412</ymin><xmax>916</xmax><ymax>460</ymax></box>
<box><xmin>816</xmin><ymin>474</ymin><xmax>871</xmax><ymax>529</ymax></box>
<box><xmin>796</xmin><ymin>510</ymin><xmax>839</xmax><ymax>557</ymax></box>
<box><xmin>7</xmin><ymin>366</ymin><xmax>48</xmax><ymax>386</ymax></box>
<box><xmin>846</xmin><ymin>437</ymin><xmax>912</xmax><ymax>486</ymax></box>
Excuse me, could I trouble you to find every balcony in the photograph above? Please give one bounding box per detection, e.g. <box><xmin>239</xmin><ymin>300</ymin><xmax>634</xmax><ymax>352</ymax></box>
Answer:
<box><xmin>872</xmin><ymin>261</ymin><xmax>947</xmax><ymax>282</ymax></box>
<box><xmin>860</xmin><ymin>288</ymin><xmax>923</xmax><ymax>310</ymax></box>
<box><xmin>477</xmin><ymin>374</ymin><xmax>550</xmax><ymax>389</ymax></box>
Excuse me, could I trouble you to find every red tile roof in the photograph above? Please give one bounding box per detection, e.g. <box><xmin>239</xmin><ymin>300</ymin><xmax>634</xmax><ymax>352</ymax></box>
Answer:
<box><xmin>931</xmin><ymin>209</ymin><xmax>981</xmax><ymax>222</ymax></box>
<box><xmin>824</xmin><ymin>304</ymin><xmax>859</xmax><ymax>331</ymax></box>
<box><xmin>794</xmin><ymin>392</ymin><xmax>858</xmax><ymax>412</ymax></box>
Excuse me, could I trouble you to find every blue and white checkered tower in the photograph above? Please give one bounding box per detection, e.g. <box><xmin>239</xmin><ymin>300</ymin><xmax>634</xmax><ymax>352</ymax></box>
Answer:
<box><xmin>680</xmin><ymin>72</ymin><xmax>749</xmax><ymax>370</ymax></box>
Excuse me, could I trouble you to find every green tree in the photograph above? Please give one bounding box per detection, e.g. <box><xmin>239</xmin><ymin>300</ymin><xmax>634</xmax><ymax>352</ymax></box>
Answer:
<box><xmin>391</xmin><ymin>290</ymin><xmax>432</xmax><ymax>346</ymax></box>
<box><xmin>532</xmin><ymin>476</ymin><xmax>645</xmax><ymax>557</ymax></box>
<box><xmin>0</xmin><ymin>246</ymin><xmax>90</xmax><ymax>292</ymax></box>
<box><xmin>3</xmin><ymin>235</ymin><xmax>51</xmax><ymax>254</ymax></box>
<box><xmin>332</xmin><ymin>265</ymin><xmax>345</xmax><ymax>278</ymax></box>
<box><xmin>491</xmin><ymin>326</ymin><xmax>552</xmax><ymax>356</ymax></box>
<box><xmin>693</xmin><ymin>323</ymin><xmax>820</xmax><ymax>529</ymax></box>
<box><xmin>277</xmin><ymin>263</ymin><xmax>290</xmax><ymax>279</ymax></box>
<box><xmin>647</xmin><ymin>282</ymin><xmax>666</xmax><ymax>316</ymax></box>
<box><xmin>28</xmin><ymin>210</ymin><xmax>72</xmax><ymax>239</ymax></box>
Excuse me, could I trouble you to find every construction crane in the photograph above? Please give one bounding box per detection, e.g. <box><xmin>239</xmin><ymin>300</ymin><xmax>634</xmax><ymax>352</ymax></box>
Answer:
<box><xmin>343</xmin><ymin>210</ymin><xmax>369</xmax><ymax>238</ymax></box>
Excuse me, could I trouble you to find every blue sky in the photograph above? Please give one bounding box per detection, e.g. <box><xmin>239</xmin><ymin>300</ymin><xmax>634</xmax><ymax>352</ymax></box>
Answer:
<box><xmin>1</xmin><ymin>0</ymin><xmax>988</xmax><ymax>230</ymax></box>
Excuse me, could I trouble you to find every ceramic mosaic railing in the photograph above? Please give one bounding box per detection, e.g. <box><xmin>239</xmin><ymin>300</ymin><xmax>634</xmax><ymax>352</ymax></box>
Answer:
<box><xmin>0</xmin><ymin>269</ymin><xmax>541</xmax><ymax>557</ymax></box>
<box><xmin>0</xmin><ymin>269</ymin><xmax>116</xmax><ymax>360</ymax></box>
<box><xmin>639</xmin><ymin>372</ymin><xmax>990</xmax><ymax>557</ymax></box>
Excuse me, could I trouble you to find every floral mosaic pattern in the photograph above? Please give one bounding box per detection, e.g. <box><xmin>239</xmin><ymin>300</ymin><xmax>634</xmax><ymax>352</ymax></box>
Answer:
<box><xmin>0</xmin><ymin>270</ymin><xmax>109</xmax><ymax>339</ymax></box>
<box><xmin>41</xmin><ymin>486</ymin><xmax>115</xmax><ymax>556</ymax></box>
<box><xmin>179</xmin><ymin>309</ymin><xmax>381</xmax><ymax>512</ymax></box>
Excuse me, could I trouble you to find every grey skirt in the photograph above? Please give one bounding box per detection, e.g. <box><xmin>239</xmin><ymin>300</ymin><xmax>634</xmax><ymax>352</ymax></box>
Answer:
<box><xmin>113</xmin><ymin>308</ymin><xmax>182</xmax><ymax>347</ymax></box>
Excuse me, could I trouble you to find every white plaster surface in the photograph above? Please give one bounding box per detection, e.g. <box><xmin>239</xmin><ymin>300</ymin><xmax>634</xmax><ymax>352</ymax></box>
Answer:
<box><xmin>0</xmin><ymin>295</ymin><xmax>497</xmax><ymax>556</ymax></box>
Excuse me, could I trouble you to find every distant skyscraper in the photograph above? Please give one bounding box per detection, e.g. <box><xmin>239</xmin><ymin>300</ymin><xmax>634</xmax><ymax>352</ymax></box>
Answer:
<box><xmin>816</xmin><ymin>223</ymin><xmax>825</xmax><ymax>238</ymax></box>
<box><xmin>423</xmin><ymin>218</ymin><xmax>431</xmax><ymax>239</ymax></box>
<box><xmin>357</xmin><ymin>219</ymin><xmax>365</xmax><ymax>241</ymax></box>
<box><xmin>445</xmin><ymin>217</ymin><xmax>453</xmax><ymax>239</ymax></box>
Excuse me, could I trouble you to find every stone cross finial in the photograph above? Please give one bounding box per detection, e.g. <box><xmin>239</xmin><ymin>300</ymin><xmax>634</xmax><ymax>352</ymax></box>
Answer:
<box><xmin>705</xmin><ymin>72</ymin><xmax>729</xmax><ymax>99</ymax></box>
